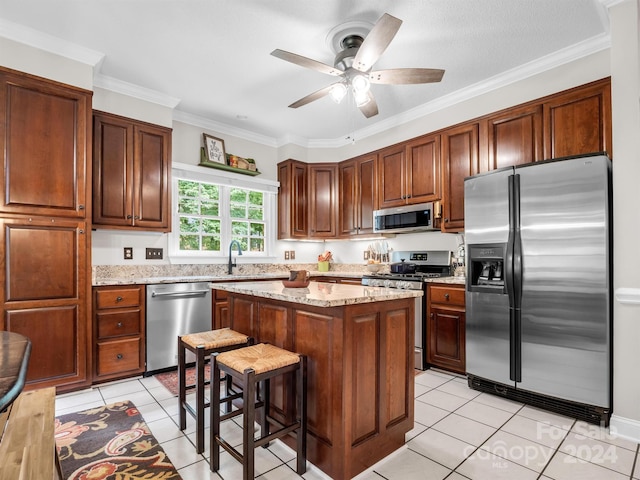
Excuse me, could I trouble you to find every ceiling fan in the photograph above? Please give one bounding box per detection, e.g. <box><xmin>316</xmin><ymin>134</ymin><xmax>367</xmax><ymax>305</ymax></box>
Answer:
<box><xmin>271</xmin><ymin>13</ymin><xmax>445</xmax><ymax>118</ymax></box>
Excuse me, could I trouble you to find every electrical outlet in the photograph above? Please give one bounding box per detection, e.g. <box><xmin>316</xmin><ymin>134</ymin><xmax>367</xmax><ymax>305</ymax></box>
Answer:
<box><xmin>146</xmin><ymin>247</ymin><xmax>163</xmax><ymax>260</ymax></box>
<box><xmin>284</xmin><ymin>251</ymin><xmax>290</xmax><ymax>260</ymax></box>
<box><xmin>364</xmin><ymin>250</ymin><xmax>370</xmax><ymax>260</ymax></box>
<box><xmin>290</xmin><ymin>250</ymin><xmax>295</xmax><ymax>260</ymax></box>
<box><xmin>124</xmin><ymin>247</ymin><xmax>133</xmax><ymax>260</ymax></box>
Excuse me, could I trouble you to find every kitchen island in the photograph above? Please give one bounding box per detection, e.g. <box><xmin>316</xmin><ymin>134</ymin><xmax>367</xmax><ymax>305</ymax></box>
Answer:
<box><xmin>210</xmin><ymin>280</ymin><xmax>422</xmax><ymax>480</ymax></box>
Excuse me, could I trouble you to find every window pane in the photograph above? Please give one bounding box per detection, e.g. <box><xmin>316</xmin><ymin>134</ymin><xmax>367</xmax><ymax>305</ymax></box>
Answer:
<box><xmin>250</xmin><ymin>222</ymin><xmax>264</xmax><ymax>236</ymax></box>
<box><xmin>231</xmin><ymin>237</ymin><xmax>249</xmax><ymax>251</ymax></box>
<box><xmin>201</xmin><ymin>184</ymin><xmax>219</xmax><ymax>200</ymax></box>
<box><xmin>250</xmin><ymin>238</ymin><xmax>264</xmax><ymax>252</ymax></box>
<box><xmin>232</xmin><ymin>221</ymin><xmax>248</xmax><ymax>236</ymax></box>
<box><xmin>230</xmin><ymin>188</ymin><xmax>247</xmax><ymax>203</ymax></box>
<box><xmin>230</xmin><ymin>205</ymin><xmax>246</xmax><ymax>218</ymax></box>
<box><xmin>201</xmin><ymin>200</ymin><xmax>219</xmax><ymax>216</ymax></box>
<box><xmin>202</xmin><ymin>236</ymin><xmax>220</xmax><ymax>251</ymax></box>
<box><xmin>178</xmin><ymin>198</ymin><xmax>198</xmax><ymax>214</ymax></box>
<box><xmin>180</xmin><ymin>217</ymin><xmax>200</xmax><ymax>233</ymax></box>
<box><xmin>248</xmin><ymin>207</ymin><xmax>263</xmax><ymax>220</ymax></box>
<box><xmin>249</xmin><ymin>191</ymin><xmax>263</xmax><ymax>206</ymax></box>
<box><xmin>202</xmin><ymin>219</ymin><xmax>220</xmax><ymax>234</ymax></box>
<box><xmin>180</xmin><ymin>235</ymin><xmax>200</xmax><ymax>250</ymax></box>
<box><xmin>178</xmin><ymin>180</ymin><xmax>200</xmax><ymax>197</ymax></box>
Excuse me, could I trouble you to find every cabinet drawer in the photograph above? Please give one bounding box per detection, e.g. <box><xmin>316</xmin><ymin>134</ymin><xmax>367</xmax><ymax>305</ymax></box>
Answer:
<box><xmin>96</xmin><ymin>338</ymin><xmax>141</xmax><ymax>376</ymax></box>
<box><xmin>96</xmin><ymin>287</ymin><xmax>142</xmax><ymax>309</ymax></box>
<box><xmin>97</xmin><ymin>310</ymin><xmax>141</xmax><ymax>339</ymax></box>
<box><xmin>429</xmin><ymin>285</ymin><xmax>465</xmax><ymax>306</ymax></box>
<box><xmin>214</xmin><ymin>289</ymin><xmax>228</xmax><ymax>301</ymax></box>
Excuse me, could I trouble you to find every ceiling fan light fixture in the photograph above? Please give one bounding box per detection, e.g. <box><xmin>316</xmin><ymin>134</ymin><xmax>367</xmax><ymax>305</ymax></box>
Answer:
<box><xmin>351</xmin><ymin>74</ymin><xmax>370</xmax><ymax>95</ymax></box>
<box><xmin>329</xmin><ymin>83</ymin><xmax>348</xmax><ymax>103</ymax></box>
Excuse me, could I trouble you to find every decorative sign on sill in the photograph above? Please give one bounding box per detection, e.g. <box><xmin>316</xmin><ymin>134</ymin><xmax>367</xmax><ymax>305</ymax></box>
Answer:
<box><xmin>199</xmin><ymin>147</ymin><xmax>261</xmax><ymax>176</ymax></box>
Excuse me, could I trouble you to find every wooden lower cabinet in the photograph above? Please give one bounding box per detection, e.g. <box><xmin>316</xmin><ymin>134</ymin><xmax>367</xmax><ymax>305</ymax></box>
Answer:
<box><xmin>225</xmin><ymin>292</ymin><xmax>414</xmax><ymax>480</ymax></box>
<box><xmin>427</xmin><ymin>284</ymin><xmax>466</xmax><ymax>374</ymax></box>
<box><xmin>93</xmin><ymin>285</ymin><xmax>145</xmax><ymax>382</ymax></box>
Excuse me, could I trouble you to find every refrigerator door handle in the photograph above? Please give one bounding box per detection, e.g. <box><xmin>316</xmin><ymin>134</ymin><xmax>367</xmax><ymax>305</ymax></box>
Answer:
<box><xmin>508</xmin><ymin>174</ymin><xmax>523</xmax><ymax>382</ymax></box>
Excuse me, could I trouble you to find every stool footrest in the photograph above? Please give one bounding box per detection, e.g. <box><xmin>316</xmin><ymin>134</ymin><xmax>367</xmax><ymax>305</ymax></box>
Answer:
<box><xmin>215</xmin><ymin>435</ymin><xmax>244</xmax><ymax>464</ymax></box>
<box><xmin>255</xmin><ymin>421</ymin><xmax>300</xmax><ymax>449</ymax></box>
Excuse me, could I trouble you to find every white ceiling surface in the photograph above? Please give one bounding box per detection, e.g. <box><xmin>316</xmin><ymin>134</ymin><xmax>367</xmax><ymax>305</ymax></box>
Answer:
<box><xmin>0</xmin><ymin>1</ymin><xmax>610</xmax><ymax>145</ymax></box>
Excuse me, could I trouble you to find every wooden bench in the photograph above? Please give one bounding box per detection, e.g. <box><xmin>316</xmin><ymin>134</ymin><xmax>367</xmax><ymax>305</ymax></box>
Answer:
<box><xmin>0</xmin><ymin>387</ymin><xmax>61</xmax><ymax>480</ymax></box>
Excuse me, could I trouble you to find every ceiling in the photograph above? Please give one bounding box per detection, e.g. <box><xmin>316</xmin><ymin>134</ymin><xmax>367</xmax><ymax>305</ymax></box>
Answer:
<box><xmin>0</xmin><ymin>1</ymin><xmax>611</xmax><ymax>145</ymax></box>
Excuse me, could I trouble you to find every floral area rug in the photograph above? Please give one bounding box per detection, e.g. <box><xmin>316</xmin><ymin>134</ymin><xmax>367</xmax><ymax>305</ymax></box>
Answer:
<box><xmin>55</xmin><ymin>400</ymin><xmax>182</xmax><ymax>479</ymax></box>
<box><xmin>155</xmin><ymin>365</ymin><xmax>211</xmax><ymax>397</ymax></box>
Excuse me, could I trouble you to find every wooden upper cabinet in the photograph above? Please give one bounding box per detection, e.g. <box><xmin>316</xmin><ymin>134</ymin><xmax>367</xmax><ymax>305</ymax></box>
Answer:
<box><xmin>0</xmin><ymin>68</ymin><xmax>91</xmax><ymax>218</ymax></box>
<box><xmin>308</xmin><ymin>163</ymin><xmax>338</xmax><ymax>238</ymax></box>
<box><xmin>277</xmin><ymin>159</ymin><xmax>308</xmax><ymax>239</ymax></box>
<box><xmin>338</xmin><ymin>153</ymin><xmax>376</xmax><ymax>237</ymax></box>
<box><xmin>377</xmin><ymin>144</ymin><xmax>406</xmax><ymax>209</ymax></box>
<box><xmin>377</xmin><ymin>135</ymin><xmax>441</xmax><ymax>209</ymax></box>
<box><xmin>441</xmin><ymin>122</ymin><xmax>479</xmax><ymax>233</ymax></box>
<box><xmin>484</xmin><ymin>104</ymin><xmax>543</xmax><ymax>171</ymax></box>
<box><xmin>543</xmin><ymin>78</ymin><xmax>612</xmax><ymax>160</ymax></box>
<box><xmin>406</xmin><ymin>134</ymin><xmax>441</xmax><ymax>204</ymax></box>
<box><xmin>93</xmin><ymin>111</ymin><xmax>171</xmax><ymax>232</ymax></box>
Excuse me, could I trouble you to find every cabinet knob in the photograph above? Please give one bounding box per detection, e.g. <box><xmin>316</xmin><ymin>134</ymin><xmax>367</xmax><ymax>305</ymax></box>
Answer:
<box><xmin>116</xmin><ymin>353</ymin><xmax>123</xmax><ymax>360</ymax></box>
<box><xmin>444</xmin><ymin>218</ymin><xmax>449</xmax><ymax>223</ymax></box>
<box><xmin>116</xmin><ymin>296</ymin><xmax>123</xmax><ymax>303</ymax></box>
<box><xmin>444</xmin><ymin>293</ymin><xmax>450</xmax><ymax>300</ymax></box>
<box><xmin>117</xmin><ymin>322</ymin><xmax>123</xmax><ymax>328</ymax></box>
<box><xmin>126</xmin><ymin>215</ymin><xmax>133</xmax><ymax>219</ymax></box>
<box><xmin>430</xmin><ymin>313</ymin><xmax>434</xmax><ymax>318</ymax></box>
<box><xmin>134</xmin><ymin>216</ymin><xmax>140</xmax><ymax>220</ymax></box>
<box><xmin>79</xmin><ymin>205</ymin><xmax>85</xmax><ymax>210</ymax></box>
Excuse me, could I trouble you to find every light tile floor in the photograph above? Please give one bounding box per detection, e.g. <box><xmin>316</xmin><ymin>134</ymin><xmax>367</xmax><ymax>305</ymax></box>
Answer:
<box><xmin>55</xmin><ymin>369</ymin><xmax>640</xmax><ymax>480</ymax></box>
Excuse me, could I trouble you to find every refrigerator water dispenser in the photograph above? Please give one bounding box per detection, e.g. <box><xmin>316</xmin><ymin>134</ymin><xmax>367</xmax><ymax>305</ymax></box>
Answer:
<box><xmin>468</xmin><ymin>244</ymin><xmax>506</xmax><ymax>291</ymax></box>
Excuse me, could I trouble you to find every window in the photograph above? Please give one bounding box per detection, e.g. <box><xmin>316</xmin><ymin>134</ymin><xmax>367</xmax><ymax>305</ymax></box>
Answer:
<box><xmin>170</xmin><ymin>163</ymin><xmax>278</xmax><ymax>259</ymax></box>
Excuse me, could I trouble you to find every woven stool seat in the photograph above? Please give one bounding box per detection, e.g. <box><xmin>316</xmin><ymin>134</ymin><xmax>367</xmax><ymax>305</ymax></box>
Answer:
<box><xmin>181</xmin><ymin>328</ymin><xmax>249</xmax><ymax>350</ymax></box>
<box><xmin>217</xmin><ymin>343</ymin><xmax>301</xmax><ymax>375</ymax></box>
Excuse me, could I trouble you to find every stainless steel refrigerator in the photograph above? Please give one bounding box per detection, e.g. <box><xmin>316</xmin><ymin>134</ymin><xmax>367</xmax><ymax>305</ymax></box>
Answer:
<box><xmin>464</xmin><ymin>153</ymin><xmax>612</xmax><ymax>425</ymax></box>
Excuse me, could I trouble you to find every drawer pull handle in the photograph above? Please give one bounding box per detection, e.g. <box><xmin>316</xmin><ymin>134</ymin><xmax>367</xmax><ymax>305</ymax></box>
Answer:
<box><xmin>117</xmin><ymin>322</ymin><xmax>123</xmax><ymax>328</ymax></box>
<box><xmin>444</xmin><ymin>293</ymin><xmax>450</xmax><ymax>300</ymax></box>
<box><xmin>116</xmin><ymin>296</ymin><xmax>123</xmax><ymax>303</ymax></box>
<box><xmin>116</xmin><ymin>353</ymin><xmax>123</xmax><ymax>360</ymax></box>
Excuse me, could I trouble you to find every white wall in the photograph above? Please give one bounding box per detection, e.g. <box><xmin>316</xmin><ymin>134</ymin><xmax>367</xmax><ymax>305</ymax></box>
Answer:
<box><xmin>609</xmin><ymin>0</ymin><xmax>640</xmax><ymax>440</ymax></box>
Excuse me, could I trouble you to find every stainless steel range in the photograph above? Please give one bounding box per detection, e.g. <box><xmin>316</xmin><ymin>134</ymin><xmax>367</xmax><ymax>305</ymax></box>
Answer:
<box><xmin>362</xmin><ymin>250</ymin><xmax>452</xmax><ymax>370</ymax></box>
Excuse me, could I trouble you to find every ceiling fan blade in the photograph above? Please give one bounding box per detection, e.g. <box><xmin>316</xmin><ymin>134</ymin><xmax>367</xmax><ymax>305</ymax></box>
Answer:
<box><xmin>353</xmin><ymin>13</ymin><xmax>402</xmax><ymax>72</ymax></box>
<box><xmin>271</xmin><ymin>49</ymin><xmax>343</xmax><ymax>77</ymax></box>
<box><xmin>370</xmin><ymin>68</ymin><xmax>445</xmax><ymax>85</ymax></box>
<box><xmin>358</xmin><ymin>91</ymin><xmax>379</xmax><ymax>118</ymax></box>
<box><xmin>288</xmin><ymin>83</ymin><xmax>338</xmax><ymax>108</ymax></box>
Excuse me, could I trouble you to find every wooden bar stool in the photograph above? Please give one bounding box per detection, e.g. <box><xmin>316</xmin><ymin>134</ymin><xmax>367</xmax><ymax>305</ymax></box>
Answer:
<box><xmin>210</xmin><ymin>343</ymin><xmax>307</xmax><ymax>479</ymax></box>
<box><xmin>178</xmin><ymin>328</ymin><xmax>253</xmax><ymax>453</ymax></box>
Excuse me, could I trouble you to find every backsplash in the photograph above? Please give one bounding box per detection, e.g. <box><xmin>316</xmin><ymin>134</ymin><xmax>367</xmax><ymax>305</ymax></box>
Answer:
<box><xmin>92</xmin><ymin>263</ymin><xmax>379</xmax><ymax>284</ymax></box>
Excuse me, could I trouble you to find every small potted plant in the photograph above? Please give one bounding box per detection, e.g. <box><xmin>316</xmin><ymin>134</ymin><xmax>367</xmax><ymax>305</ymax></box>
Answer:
<box><xmin>317</xmin><ymin>251</ymin><xmax>332</xmax><ymax>272</ymax></box>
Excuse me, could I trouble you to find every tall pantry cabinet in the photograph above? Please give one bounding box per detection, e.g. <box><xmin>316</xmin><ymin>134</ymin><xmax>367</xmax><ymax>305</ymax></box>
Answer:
<box><xmin>0</xmin><ymin>67</ymin><xmax>92</xmax><ymax>392</ymax></box>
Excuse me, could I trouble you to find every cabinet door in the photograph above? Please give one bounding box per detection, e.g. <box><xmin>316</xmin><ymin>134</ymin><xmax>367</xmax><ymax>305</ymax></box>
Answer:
<box><xmin>485</xmin><ymin>104</ymin><xmax>543</xmax><ymax>171</ymax></box>
<box><xmin>338</xmin><ymin>159</ymin><xmax>357</xmax><ymax>236</ymax></box>
<box><xmin>377</xmin><ymin>145</ymin><xmax>406</xmax><ymax>209</ymax></box>
<box><xmin>406</xmin><ymin>134</ymin><xmax>441</xmax><ymax>204</ymax></box>
<box><xmin>427</xmin><ymin>306</ymin><xmax>466</xmax><ymax>374</ymax></box>
<box><xmin>93</xmin><ymin>114</ymin><xmax>134</xmax><ymax>227</ymax></box>
<box><xmin>277</xmin><ymin>160</ymin><xmax>308</xmax><ymax>239</ymax></box>
<box><xmin>1</xmin><ymin>217</ymin><xmax>89</xmax><ymax>391</ymax></box>
<box><xmin>133</xmin><ymin>124</ymin><xmax>171</xmax><ymax>230</ymax></box>
<box><xmin>308</xmin><ymin>164</ymin><xmax>337</xmax><ymax>238</ymax></box>
<box><xmin>357</xmin><ymin>154</ymin><xmax>377</xmax><ymax>234</ymax></box>
<box><xmin>0</xmin><ymin>68</ymin><xmax>90</xmax><ymax>218</ymax></box>
<box><xmin>543</xmin><ymin>78</ymin><xmax>612</xmax><ymax>159</ymax></box>
<box><xmin>441</xmin><ymin>122</ymin><xmax>479</xmax><ymax>232</ymax></box>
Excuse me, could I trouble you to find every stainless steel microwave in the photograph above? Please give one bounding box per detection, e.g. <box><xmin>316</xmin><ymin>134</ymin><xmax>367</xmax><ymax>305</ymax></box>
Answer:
<box><xmin>373</xmin><ymin>202</ymin><xmax>437</xmax><ymax>234</ymax></box>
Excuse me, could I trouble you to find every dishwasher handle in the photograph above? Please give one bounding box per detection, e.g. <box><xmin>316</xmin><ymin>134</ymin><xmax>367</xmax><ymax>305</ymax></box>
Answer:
<box><xmin>150</xmin><ymin>289</ymin><xmax>210</xmax><ymax>298</ymax></box>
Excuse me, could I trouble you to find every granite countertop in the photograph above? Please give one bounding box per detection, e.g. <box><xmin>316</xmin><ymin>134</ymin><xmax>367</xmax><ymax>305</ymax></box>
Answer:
<box><xmin>210</xmin><ymin>280</ymin><xmax>423</xmax><ymax>308</ymax></box>
<box><xmin>424</xmin><ymin>276</ymin><xmax>466</xmax><ymax>285</ymax></box>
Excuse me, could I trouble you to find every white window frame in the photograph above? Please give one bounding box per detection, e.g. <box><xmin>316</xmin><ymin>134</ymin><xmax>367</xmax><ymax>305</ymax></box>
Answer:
<box><xmin>169</xmin><ymin>162</ymin><xmax>279</xmax><ymax>262</ymax></box>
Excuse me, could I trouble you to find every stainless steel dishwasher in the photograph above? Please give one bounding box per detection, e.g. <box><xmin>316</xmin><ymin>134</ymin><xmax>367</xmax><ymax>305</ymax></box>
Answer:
<box><xmin>146</xmin><ymin>282</ymin><xmax>212</xmax><ymax>373</ymax></box>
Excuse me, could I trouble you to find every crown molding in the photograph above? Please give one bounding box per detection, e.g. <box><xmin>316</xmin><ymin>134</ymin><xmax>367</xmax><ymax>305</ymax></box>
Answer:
<box><xmin>0</xmin><ymin>18</ymin><xmax>104</xmax><ymax>67</ymax></box>
<box><xmin>93</xmin><ymin>74</ymin><xmax>181</xmax><ymax>109</ymax></box>
<box><xmin>172</xmin><ymin>110</ymin><xmax>279</xmax><ymax>148</ymax></box>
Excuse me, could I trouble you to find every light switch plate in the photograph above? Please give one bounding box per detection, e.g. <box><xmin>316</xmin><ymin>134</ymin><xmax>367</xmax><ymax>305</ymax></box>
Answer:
<box><xmin>146</xmin><ymin>248</ymin><xmax>163</xmax><ymax>260</ymax></box>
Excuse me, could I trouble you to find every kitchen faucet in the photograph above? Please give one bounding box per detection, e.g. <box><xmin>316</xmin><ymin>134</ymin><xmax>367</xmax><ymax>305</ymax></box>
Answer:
<box><xmin>228</xmin><ymin>240</ymin><xmax>243</xmax><ymax>274</ymax></box>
